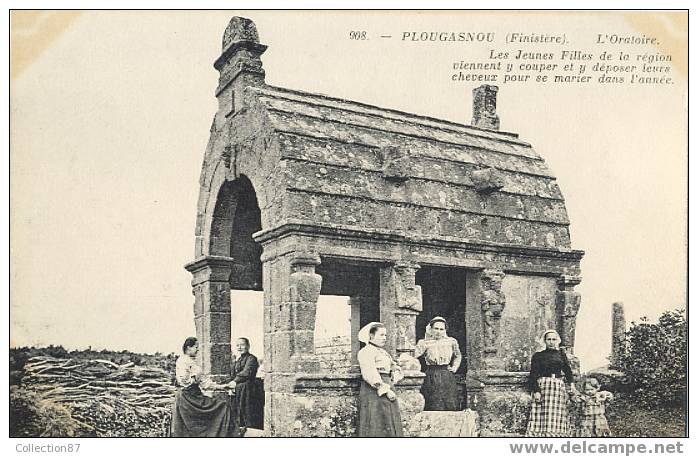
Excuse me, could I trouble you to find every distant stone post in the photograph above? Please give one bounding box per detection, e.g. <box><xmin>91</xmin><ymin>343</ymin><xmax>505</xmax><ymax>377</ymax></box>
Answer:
<box><xmin>610</xmin><ymin>302</ymin><xmax>626</xmax><ymax>368</ymax></box>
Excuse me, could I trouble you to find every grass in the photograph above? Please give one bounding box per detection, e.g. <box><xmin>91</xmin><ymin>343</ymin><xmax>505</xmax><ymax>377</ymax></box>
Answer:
<box><xmin>605</xmin><ymin>395</ymin><xmax>686</xmax><ymax>438</ymax></box>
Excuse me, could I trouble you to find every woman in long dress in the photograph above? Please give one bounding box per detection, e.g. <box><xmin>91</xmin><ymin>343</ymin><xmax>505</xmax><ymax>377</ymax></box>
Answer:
<box><xmin>170</xmin><ymin>337</ymin><xmax>238</xmax><ymax>437</ymax></box>
<box><xmin>525</xmin><ymin>329</ymin><xmax>577</xmax><ymax>437</ymax></box>
<box><xmin>414</xmin><ymin>316</ymin><xmax>462</xmax><ymax>411</ymax></box>
<box><xmin>231</xmin><ymin>337</ymin><xmax>263</xmax><ymax>433</ymax></box>
<box><xmin>357</xmin><ymin>322</ymin><xmax>404</xmax><ymax>437</ymax></box>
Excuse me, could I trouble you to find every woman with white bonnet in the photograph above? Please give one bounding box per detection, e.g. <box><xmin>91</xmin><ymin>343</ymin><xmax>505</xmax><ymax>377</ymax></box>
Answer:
<box><xmin>525</xmin><ymin>329</ymin><xmax>577</xmax><ymax>437</ymax></box>
<box><xmin>414</xmin><ymin>316</ymin><xmax>462</xmax><ymax>410</ymax></box>
<box><xmin>356</xmin><ymin>322</ymin><xmax>404</xmax><ymax>437</ymax></box>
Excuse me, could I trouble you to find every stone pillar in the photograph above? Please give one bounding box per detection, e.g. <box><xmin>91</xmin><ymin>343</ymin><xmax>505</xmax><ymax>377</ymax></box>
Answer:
<box><xmin>478</xmin><ymin>269</ymin><xmax>506</xmax><ymax>370</ymax></box>
<box><xmin>555</xmin><ymin>275</ymin><xmax>582</xmax><ymax>354</ymax></box>
<box><xmin>611</xmin><ymin>302</ymin><xmax>626</xmax><ymax>368</ymax></box>
<box><xmin>380</xmin><ymin>261</ymin><xmax>422</xmax><ymax>365</ymax></box>
<box><xmin>555</xmin><ymin>275</ymin><xmax>581</xmax><ymax>376</ymax></box>
<box><xmin>348</xmin><ymin>294</ymin><xmax>379</xmax><ymax>367</ymax></box>
<box><xmin>184</xmin><ymin>255</ymin><xmax>234</xmax><ymax>382</ymax></box>
<box><xmin>265</xmin><ymin>251</ymin><xmax>323</xmax><ymax>375</ymax></box>
<box><xmin>262</xmin><ymin>250</ymin><xmax>323</xmax><ymax>435</ymax></box>
<box><xmin>349</xmin><ymin>296</ymin><xmax>362</xmax><ymax>367</ymax></box>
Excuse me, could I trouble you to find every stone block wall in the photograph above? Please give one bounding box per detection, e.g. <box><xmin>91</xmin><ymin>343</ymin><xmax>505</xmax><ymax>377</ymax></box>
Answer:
<box><xmin>314</xmin><ymin>336</ymin><xmax>352</xmax><ymax>373</ymax></box>
<box><xmin>264</xmin><ymin>374</ymin><xmax>424</xmax><ymax>437</ymax></box>
<box><xmin>499</xmin><ymin>275</ymin><xmax>559</xmax><ymax>372</ymax></box>
<box><xmin>266</xmin><ymin>388</ymin><xmax>358</xmax><ymax>437</ymax></box>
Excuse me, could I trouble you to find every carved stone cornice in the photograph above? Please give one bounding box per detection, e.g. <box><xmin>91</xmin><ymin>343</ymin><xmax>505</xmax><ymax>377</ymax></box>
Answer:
<box><xmin>253</xmin><ymin>221</ymin><xmax>585</xmax><ymax>263</ymax></box>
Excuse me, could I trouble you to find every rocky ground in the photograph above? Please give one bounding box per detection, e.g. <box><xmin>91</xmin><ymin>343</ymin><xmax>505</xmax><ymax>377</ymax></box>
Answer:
<box><xmin>10</xmin><ymin>348</ymin><xmax>176</xmax><ymax>437</ymax></box>
<box><xmin>10</xmin><ymin>347</ymin><xmax>686</xmax><ymax>438</ymax></box>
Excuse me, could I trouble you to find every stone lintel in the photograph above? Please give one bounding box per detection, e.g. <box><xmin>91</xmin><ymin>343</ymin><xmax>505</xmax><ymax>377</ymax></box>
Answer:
<box><xmin>259</xmin><ymin>237</ymin><xmax>580</xmax><ymax>279</ymax></box>
<box><xmin>253</xmin><ymin>221</ymin><xmax>584</xmax><ymax>262</ymax></box>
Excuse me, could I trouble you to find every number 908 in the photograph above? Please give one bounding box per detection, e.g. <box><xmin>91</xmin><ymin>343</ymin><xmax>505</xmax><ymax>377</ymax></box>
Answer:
<box><xmin>349</xmin><ymin>31</ymin><xmax>367</xmax><ymax>40</ymax></box>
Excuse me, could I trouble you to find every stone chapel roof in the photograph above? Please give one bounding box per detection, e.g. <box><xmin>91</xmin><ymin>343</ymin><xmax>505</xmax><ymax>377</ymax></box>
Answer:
<box><xmin>241</xmin><ymin>84</ymin><xmax>574</xmax><ymax>252</ymax></box>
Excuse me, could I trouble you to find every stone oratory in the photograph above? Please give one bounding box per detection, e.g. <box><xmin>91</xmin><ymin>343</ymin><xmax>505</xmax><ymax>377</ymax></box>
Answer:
<box><xmin>185</xmin><ymin>16</ymin><xmax>584</xmax><ymax>436</ymax></box>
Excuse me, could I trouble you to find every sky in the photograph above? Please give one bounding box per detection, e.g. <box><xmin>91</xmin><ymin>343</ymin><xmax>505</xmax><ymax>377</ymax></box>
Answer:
<box><xmin>9</xmin><ymin>11</ymin><xmax>687</xmax><ymax>371</ymax></box>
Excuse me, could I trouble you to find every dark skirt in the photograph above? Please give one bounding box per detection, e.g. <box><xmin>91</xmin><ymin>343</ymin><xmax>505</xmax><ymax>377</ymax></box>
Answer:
<box><xmin>234</xmin><ymin>379</ymin><xmax>264</xmax><ymax>429</ymax></box>
<box><xmin>358</xmin><ymin>373</ymin><xmax>403</xmax><ymax>437</ymax></box>
<box><xmin>170</xmin><ymin>384</ymin><xmax>238</xmax><ymax>437</ymax></box>
<box><xmin>421</xmin><ymin>365</ymin><xmax>460</xmax><ymax>411</ymax></box>
<box><xmin>525</xmin><ymin>377</ymin><xmax>571</xmax><ymax>437</ymax></box>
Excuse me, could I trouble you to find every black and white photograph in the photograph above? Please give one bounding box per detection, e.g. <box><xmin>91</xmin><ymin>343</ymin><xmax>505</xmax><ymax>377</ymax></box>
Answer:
<box><xmin>8</xmin><ymin>8</ymin><xmax>688</xmax><ymax>444</ymax></box>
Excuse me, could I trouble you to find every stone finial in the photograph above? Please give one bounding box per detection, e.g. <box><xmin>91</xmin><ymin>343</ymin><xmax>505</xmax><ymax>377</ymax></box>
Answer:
<box><xmin>214</xmin><ymin>16</ymin><xmax>267</xmax><ymax>111</ymax></box>
<box><xmin>214</xmin><ymin>18</ymin><xmax>267</xmax><ymax>72</ymax></box>
<box><xmin>472</xmin><ymin>85</ymin><xmax>500</xmax><ymax>130</ymax></box>
<box><xmin>222</xmin><ymin>16</ymin><xmax>260</xmax><ymax>50</ymax></box>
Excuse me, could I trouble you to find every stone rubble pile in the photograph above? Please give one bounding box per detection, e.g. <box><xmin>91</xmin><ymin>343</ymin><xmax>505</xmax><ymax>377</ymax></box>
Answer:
<box><xmin>22</xmin><ymin>356</ymin><xmax>175</xmax><ymax>437</ymax></box>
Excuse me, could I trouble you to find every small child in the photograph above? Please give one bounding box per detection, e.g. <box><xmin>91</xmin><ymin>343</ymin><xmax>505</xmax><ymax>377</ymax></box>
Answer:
<box><xmin>573</xmin><ymin>377</ymin><xmax>614</xmax><ymax>437</ymax></box>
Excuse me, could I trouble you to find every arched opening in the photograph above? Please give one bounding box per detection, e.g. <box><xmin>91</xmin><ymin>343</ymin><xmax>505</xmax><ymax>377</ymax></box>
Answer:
<box><xmin>209</xmin><ymin>175</ymin><xmax>265</xmax><ymax>431</ymax></box>
<box><xmin>210</xmin><ymin>175</ymin><xmax>263</xmax><ymax>290</ymax></box>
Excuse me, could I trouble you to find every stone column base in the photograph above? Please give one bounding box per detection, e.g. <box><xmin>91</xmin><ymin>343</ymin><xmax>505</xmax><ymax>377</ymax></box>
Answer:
<box><xmin>395</xmin><ymin>372</ymin><xmax>425</xmax><ymax>436</ymax></box>
<box><xmin>472</xmin><ymin>371</ymin><xmax>531</xmax><ymax>437</ymax></box>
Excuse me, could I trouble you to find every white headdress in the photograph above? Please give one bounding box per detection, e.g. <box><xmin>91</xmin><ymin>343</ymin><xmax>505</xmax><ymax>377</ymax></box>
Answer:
<box><xmin>542</xmin><ymin>329</ymin><xmax>561</xmax><ymax>341</ymax></box>
<box><xmin>541</xmin><ymin>329</ymin><xmax>561</xmax><ymax>349</ymax></box>
<box><xmin>358</xmin><ymin>322</ymin><xmax>384</xmax><ymax>344</ymax></box>
<box><xmin>425</xmin><ymin>316</ymin><xmax>447</xmax><ymax>340</ymax></box>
